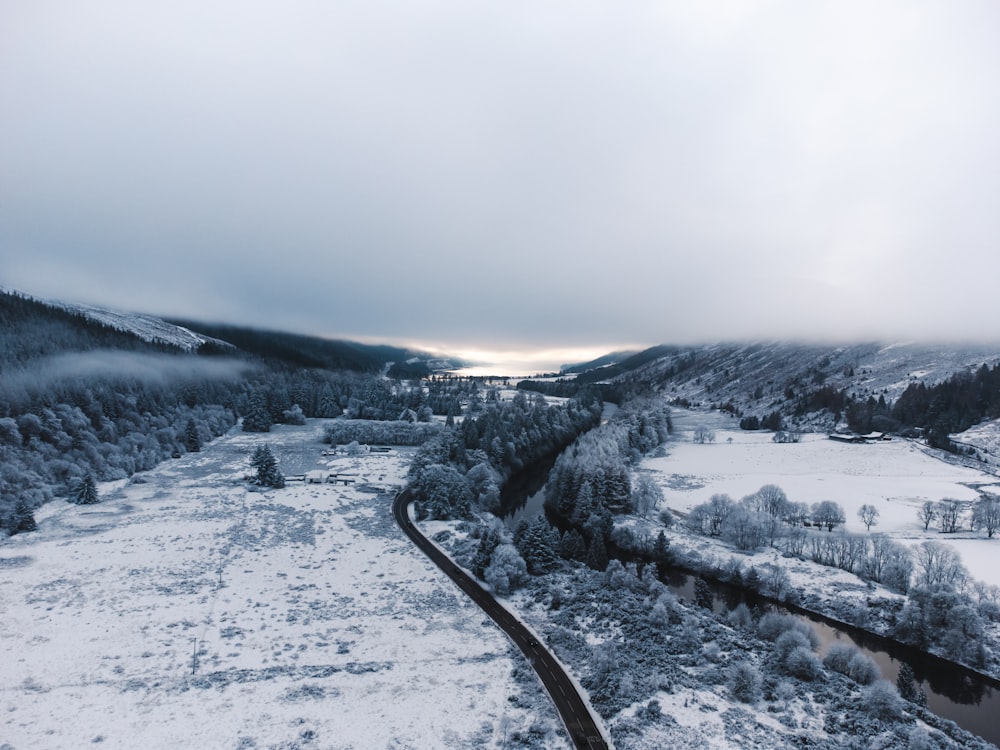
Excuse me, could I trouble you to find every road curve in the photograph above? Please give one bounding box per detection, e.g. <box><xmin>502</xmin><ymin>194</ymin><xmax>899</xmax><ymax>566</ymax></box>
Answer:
<box><xmin>392</xmin><ymin>489</ymin><xmax>609</xmax><ymax>750</ymax></box>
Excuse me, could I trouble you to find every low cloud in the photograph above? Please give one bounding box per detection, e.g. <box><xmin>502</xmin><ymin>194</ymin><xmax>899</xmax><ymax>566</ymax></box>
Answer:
<box><xmin>1</xmin><ymin>351</ymin><xmax>255</xmax><ymax>393</ymax></box>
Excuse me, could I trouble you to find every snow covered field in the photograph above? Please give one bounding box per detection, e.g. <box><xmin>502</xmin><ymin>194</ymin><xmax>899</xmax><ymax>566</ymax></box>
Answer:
<box><xmin>0</xmin><ymin>421</ymin><xmax>563</xmax><ymax>749</ymax></box>
<box><xmin>645</xmin><ymin>424</ymin><xmax>1000</xmax><ymax>587</ymax></box>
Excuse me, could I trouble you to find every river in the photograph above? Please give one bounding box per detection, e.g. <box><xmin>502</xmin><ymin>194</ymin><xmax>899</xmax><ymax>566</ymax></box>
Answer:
<box><xmin>499</xmin><ymin>409</ymin><xmax>1000</xmax><ymax>747</ymax></box>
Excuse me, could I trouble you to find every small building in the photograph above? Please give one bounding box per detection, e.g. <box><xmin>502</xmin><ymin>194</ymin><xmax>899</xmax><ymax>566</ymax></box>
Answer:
<box><xmin>829</xmin><ymin>433</ymin><xmax>866</xmax><ymax>444</ymax></box>
<box><xmin>861</xmin><ymin>432</ymin><xmax>891</xmax><ymax>441</ymax></box>
<box><xmin>305</xmin><ymin>470</ymin><xmax>327</xmax><ymax>484</ymax></box>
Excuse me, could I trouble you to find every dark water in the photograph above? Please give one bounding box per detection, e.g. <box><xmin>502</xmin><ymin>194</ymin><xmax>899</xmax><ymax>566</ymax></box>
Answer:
<box><xmin>660</xmin><ymin>569</ymin><xmax>999</xmax><ymax>746</ymax></box>
<box><xmin>501</xmin><ymin>451</ymin><xmax>1000</xmax><ymax>747</ymax></box>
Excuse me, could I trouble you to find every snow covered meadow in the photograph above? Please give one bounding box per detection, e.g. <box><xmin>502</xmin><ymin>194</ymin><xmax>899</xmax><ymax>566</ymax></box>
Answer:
<box><xmin>645</xmin><ymin>424</ymin><xmax>1000</xmax><ymax>588</ymax></box>
<box><xmin>0</xmin><ymin>421</ymin><xmax>565</xmax><ymax>749</ymax></box>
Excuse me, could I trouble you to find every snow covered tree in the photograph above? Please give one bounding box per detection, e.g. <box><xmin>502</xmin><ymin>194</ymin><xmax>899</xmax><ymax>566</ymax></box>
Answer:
<box><xmin>694</xmin><ymin>578</ymin><xmax>714</xmax><ymax>609</ymax></box>
<box><xmin>242</xmin><ymin>391</ymin><xmax>273</xmax><ymax>433</ymax></box>
<box><xmin>811</xmin><ymin>500</ymin><xmax>845</xmax><ymax>531</ymax></box>
<box><xmin>472</xmin><ymin>528</ymin><xmax>502</xmax><ymax>578</ymax></box>
<box><xmin>971</xmin><ymin>494</ymin><xmax>1000</xmax><ymax>538</ymax></box>
<box><xmin>937</xmin><ymin>498</ymin><xmax>963</xmax><ymax>533</ymax></box>
<box><xmin>895</xmin><ymin>663</ymin><xmax>927</xmax><ymax>706</ymax></box>
<box><xmin>860</xmin><ymin>681</ymin><xmax>903</xmax><ymax>720</ymax></box>
<box><xmin>728</xmin><ymin>661</ymin><xmax>762</xmax><ymax>704</ymax></box>
<box><xmin>917</xmin><ymin>500</ymin><xmax>936</xmax><ymax>531</ymax></box>
<box><xmin>10</xmin><ymin>496</ymin><xmax>37</xmax><ymax>534</ymax></box>
<box><xmin>184</xmin><ymin>418</ymin><xmax>201</xmax><ymax>453</ymax></box>
<box><xmin>484</xmin><ymin>543</ymin><xmax>528</xmax><ymax>595</ymax></box>
<box><xmin>913</xmin><ymin>541</ymin><xmax>966</xmax><ymax>588</ymax></box>
<box><xmin>858</xmin><ymin>503</ymin><xmax>880</xmax><ymax>531</ymax></box>
<box><xmin>282</xmin><ymin>404</ymin><xmax>306</xmax><ymax>425</ymax></box>
<box><xmin>409</xmin><ymin>464</ymin><xmax>472</xmax><ymax>519</ymax></box>
<box><xmin>631</xmin><ymin>474</ymin><xmax>663</xmax><ymax>519</ymax></box>
<box><xmin>585</xmin><ymin>534</ymin><xmax>608</xmax><ymax>571</ymax></box>
<box><xmin>250</xmin><ymin>444</ymin><xmax>285</xmax><ymax>488</ymax></box>
<box><xmin>517</xmin><ymin>515</ymin><xmax>560</xmax><ymax>575</ymax></box>
<box><xmin>559</xmin><ymin>528</ymin><xmax>587</xmax><ymax>562</ymax></box>
<box><xmin>692</xmin><ymin>425</ymin><xmax>715</xmax><ymax>444</ymax></box>
<box><xmin>652</xmin><ymin>530</ymin><xmax>670</xmax><ymax>563</ymax></box>
<box><xmin>71</xmin><ymin>473</ymin><xmax>99</xmax><ymax>505</ymax></box>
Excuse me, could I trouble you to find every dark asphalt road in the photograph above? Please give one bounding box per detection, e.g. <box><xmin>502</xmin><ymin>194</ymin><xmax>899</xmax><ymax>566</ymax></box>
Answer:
<box><xmin>392</xmin><ymin>489</ymin><xmax>609</xmax><ymax>750</ymax></box>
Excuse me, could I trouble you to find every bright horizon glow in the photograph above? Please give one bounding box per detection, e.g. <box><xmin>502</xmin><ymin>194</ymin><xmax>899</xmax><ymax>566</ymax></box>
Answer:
<box><xmin>426</xmin><ymin>344</ymin><xmax>639</xmax><ymax>378</ymax></box>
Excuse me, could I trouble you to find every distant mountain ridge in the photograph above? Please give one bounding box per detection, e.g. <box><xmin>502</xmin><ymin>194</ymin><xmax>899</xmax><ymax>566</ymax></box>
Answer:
<box><xmin>0</xmin><ymin>287</ymin><xmax>449</xmax><ymax>374</ymax></box>
<box><xmin>560</xmin><ymin>340</ymin><xmax>1000</xmax><ymax>434</ymax></box>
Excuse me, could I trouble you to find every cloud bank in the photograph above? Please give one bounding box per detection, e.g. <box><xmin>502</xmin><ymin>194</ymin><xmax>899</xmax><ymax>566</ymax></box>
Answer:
<box><xmin>2</xmin><ymin>1</ymin><xmax>999</xmax><ymax>350</ymax></box>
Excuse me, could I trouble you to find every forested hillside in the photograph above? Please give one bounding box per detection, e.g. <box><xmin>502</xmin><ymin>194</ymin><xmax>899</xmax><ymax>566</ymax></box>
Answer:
<box><xmin>0</xmin><ymin>289</ymin><xmax>464</xmax><ymax>535</ymax></box>
<box><xmin>560</xmin><ymin>341</ymin><xmax>1000</xmax><ymax>438</ymax></box>
<box><xmin>0</xmin><ymin>289</ymin><xmax>183</xmax><ymax>368</ymax></box>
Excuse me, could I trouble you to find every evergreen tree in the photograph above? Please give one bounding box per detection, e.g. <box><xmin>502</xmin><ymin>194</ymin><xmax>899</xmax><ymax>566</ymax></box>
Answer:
<box><xmin>11</xmin><ymin>496</ymin><xmax>37</xmax><ymax>534</ymax></box>
<box><xmin>184</xmin><ymin>418</ymin><xmax>201</xmax><ymax>452</ymax></box>
<box><xmin>243</xmin><ymin>391</ymin><xmax>273</xmax><ymax>433</ymax></box>
<box><xmin>472</xmin><ymin>529</ymin><xmax>501</xmax><ymax>579</ymax></box>
<box><xmin>585</xmin><ymin>534</ymin><xmax>608</xmax><ymax>571</ymax></box>
<box><xmin>250</xmin><ymin>445</ymin><xmax>285</xmax><ymax>488</ymax></box>
<box><xmin>694</xmin><ymin>578</ymin><xmax>714</xmax><ymax>610</ymax></box>
<box><xmin>895</xmin><ymin>663</ymin><xmax>927</xmax><ymax>706</ymax></box>
<box><xmin>518</xmin><ymin>516</ymin><xmax>559</xmax><ymax>575</ymax></box>
<box><xmin>652</xmin><ymin>530</ymin><xmax>671</xmax><ymax>563</ymax></box>
<box><xmin>559</xmin><ymin>528</ymin><xmax>587</xmax><ymax>562</ymax></box>
<box><xmin>71</xmin><ymin>474</ymin><xmax>100</xmax><ymax>505</ymax></box>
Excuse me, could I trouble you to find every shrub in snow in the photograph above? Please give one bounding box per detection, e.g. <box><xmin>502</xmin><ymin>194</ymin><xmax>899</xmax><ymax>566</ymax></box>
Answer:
<box><xmin>774</xmin><ymin>630</ymin><xmax>811</xmax><ymax>664</ymax></box>
<box><xmin>784</xmin><ymin>646</ymin><xmax>822</xmax><ymax>680</ymax></box>
<box><xmin>727</xmin><ymin>602</ymin><xmax>755</xmax><ymax>630</ymax></box>
<box><xmin>907</xmin><ymin>727</ymin><xmax>932</xmax><ymax>750</ymax></box>
<box><xmin>823</xmin><ymin>643</ymin><xmax>880</xmax><ymax>685</ymax></box>
<box><xmin>822</xmin><ymin>642</ymin><xmax>856</xmax><ymax>674</ymax></box>
<box><xmin>758</xmin><ymin>612</ymin><xmax>794</xmax><ymax>641</ymax></box>
<box><xmin>846</xmin><ymin>651</ymin><xmax>880</xmax><ymax>685</ymax></box>
<box><xmin>483</xmin><ymin>544</ymin><xmax>528</xmax><ymax>595</ymax></box>
<box><xmin>639</xmin><ymin>699</ymin><xmax>662</xmax><ymax>722</ymax></box>
<box><xmin>728</xmin><ymin>661</ymin><xmax>763</xmax><ymax>703</ymax></box>
<box><xmin>758</xmin><ymin>613</ymin><xmax>817</xmax><ymax>648</ymax></box>
<box><xmin>281</xmin><ymin>404</ymin><xmax>306</xmax><ymax>425</ymax></box>
<box><xmin>702</xmin><ymin>641</ymin><xmax>721</xmax><ymax>662</ymax></box>
<box><xmin>860</xmin><ymin>680</ymin><xmax>904</xmax><ymax>721</ymax></box>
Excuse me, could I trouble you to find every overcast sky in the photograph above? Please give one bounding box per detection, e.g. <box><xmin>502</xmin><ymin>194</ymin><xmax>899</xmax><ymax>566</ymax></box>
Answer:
<box><xmin>2</xmin><ymin>2</ymin><xmax>999</xmax><ymax>367</ymax></box>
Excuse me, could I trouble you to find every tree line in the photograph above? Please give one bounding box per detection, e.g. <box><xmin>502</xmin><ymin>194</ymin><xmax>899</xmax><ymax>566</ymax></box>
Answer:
<box><xmin>407</xmin><ymin>390</ymin><xmax>603</xmax><ymax>521</ymax></box>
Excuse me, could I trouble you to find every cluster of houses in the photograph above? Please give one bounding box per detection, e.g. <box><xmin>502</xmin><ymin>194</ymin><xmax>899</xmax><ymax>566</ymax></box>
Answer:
<box><xmin>303</xmin><ymin>470</ymin><xmax>358</xmax><ymax>485</ymax></box>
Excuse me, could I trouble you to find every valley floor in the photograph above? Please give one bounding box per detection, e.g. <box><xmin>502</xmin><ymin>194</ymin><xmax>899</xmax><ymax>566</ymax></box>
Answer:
<box><xmin>0</xmin><ymin>421</ymin><xmax>565</xmax><ymax>750</ymax></box>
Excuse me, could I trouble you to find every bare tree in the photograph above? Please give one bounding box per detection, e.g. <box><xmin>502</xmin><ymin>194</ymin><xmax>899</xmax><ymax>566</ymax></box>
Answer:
<box><xmin>746</xmin><ymin>484</ymin><xmax>789</xmax><ymax>518</ymax></box>
<box><xmin>858</xmin><ymin>504</ymin><xmax>880</xmax><ymax>531</ymax></box>
<box><xmin>632</xmin><ymin>474</ymin><xmax>663</xmax><ymax>519</ymax></box>
<box><xmin>971</xmin><ymin>494</ymin><xmax>1000</xmax><ymax>538</ymax></box>
<box><xmin>937</xmin><ymin>499</ymin><xmax>963</xmax><ymax>534</ymax></box>
<box><xmin>917</xmin><ymin>501</ymin><xmax>936</xmax><ymax>532</ymax></box>
<box><xmin>913</xmin><ymin>541</ymin><xmax>967</xmax><ymax>588</ymax></box>
<box><xmin>693</xmin><ymin>425</ymin><xmax>716</xmax><ymax>444</ymax></box>
<box><xmin>811</xmin><ymin>500</ymin><xmax>846</xmax><ymax>532</ymax></box>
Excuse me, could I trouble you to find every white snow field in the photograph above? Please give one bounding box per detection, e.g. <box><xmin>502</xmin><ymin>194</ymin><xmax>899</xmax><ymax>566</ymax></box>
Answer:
<box><xmin>646</xmin><ymin>424</ymin><xmax>1000</xmax><ymax>587</ymax></box>
<box><xmin>0</xmin><ymin>422</ymin><xmax>565</xmax><ymax>749</ymax></box>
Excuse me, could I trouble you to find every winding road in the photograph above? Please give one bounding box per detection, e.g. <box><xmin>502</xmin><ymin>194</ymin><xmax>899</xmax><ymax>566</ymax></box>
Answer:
<box><xmin>392</xmin><ymin>489</ymin><xmax>609</xmax><ymax>750</ymax></box>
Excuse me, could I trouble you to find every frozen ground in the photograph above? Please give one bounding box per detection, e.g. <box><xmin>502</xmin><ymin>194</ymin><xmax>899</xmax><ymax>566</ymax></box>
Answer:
<box><xmin>646</xmin><ymin>422</ymin><xmax>1000</xmax><ymax>588</ymax></box>
<box><xmin>0</xmin><ymin>421</ymin><xmax>565</xmax><ymax>750</ymax></box>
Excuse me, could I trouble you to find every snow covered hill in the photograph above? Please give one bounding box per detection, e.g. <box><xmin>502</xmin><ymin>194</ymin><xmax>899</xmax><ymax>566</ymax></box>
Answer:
<box><xmin>52</xmin><ymin>299</ymin><xmax>234</xmax><ymax>352</ymax></box>
<box><xmin>583</xmin><ymin>341</ymin><xmax>1000</xmax><ymax>430</ymax></box>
